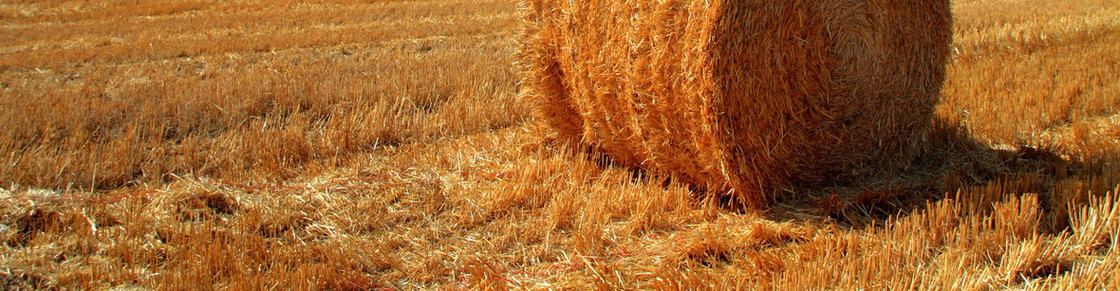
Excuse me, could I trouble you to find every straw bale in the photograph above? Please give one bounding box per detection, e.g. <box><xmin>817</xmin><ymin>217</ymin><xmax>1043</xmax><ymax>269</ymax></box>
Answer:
<box><xmin>519</xmin><ymin>0</ymin><xmax>953</xmax><ymax>207</ymax></box>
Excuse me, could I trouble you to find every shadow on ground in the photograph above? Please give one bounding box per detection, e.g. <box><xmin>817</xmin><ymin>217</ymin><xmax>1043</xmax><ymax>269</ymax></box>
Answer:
<box><xmin>760</xmin><ymin>117</ymin><xmax>1120</xmax><ymax>234</ymax></box>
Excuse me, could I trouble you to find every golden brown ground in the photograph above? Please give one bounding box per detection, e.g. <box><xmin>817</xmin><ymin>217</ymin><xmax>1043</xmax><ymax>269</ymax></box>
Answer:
<box><xmin>2</xmin><ymin>0</ymin><xmax>1119</xmax><ymax>289</ymax></box>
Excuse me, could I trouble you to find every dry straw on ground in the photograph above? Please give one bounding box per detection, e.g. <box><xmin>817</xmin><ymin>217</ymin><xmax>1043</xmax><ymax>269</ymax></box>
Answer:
<box><xmin>520</xmin><ymin>0</ymin><xmax>953</xmax><ymax>206</ymax></box>
<box><xmin>3</xmin><ymin>0</ymin><xmax>1120</xmax><ymax>289</ymax></box>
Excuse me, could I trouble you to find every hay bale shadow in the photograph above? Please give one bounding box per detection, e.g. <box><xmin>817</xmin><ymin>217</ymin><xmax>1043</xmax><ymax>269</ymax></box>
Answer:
<box><xmin>759</xmin><ymin>117</ymin><xmax>1117</xmax><ymax>231</ymax></box>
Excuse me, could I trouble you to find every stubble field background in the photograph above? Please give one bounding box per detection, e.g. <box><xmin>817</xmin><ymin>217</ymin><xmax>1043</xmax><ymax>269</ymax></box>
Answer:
<box><xmin>2</xmin><ymin>0</ymin><xmax>1119</xmax><ymax>289</ymax></box>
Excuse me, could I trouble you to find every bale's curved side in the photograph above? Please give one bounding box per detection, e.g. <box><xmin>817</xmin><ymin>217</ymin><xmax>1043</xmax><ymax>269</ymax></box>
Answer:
<box><xmin>519</xmin><ymin>0</ymin><xmax>743</xmax><ymax>206</ymax></box>
<box><xmin>519</xmin><ymin>0</ymin><xmax>952</xmax><ymax>207</ymax></box>
<box><xmin>518</xmin><ymin>1</ymin><xmax>584</xmax><ymax>143</ymax></box>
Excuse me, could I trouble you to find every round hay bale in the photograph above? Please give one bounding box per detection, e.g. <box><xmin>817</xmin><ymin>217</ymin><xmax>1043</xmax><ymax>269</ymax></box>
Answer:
<box><xmin>518</xmin><ymin>0</ymin><xmax>953</xmax><ymax>207</ymax></box>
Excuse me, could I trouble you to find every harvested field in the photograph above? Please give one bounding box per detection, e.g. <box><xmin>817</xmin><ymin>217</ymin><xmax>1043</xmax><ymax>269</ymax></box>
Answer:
<box><xmin>2</xmin><ymin>0</ymin><xmax>1120</xmax><ymax>289</ymax></box>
